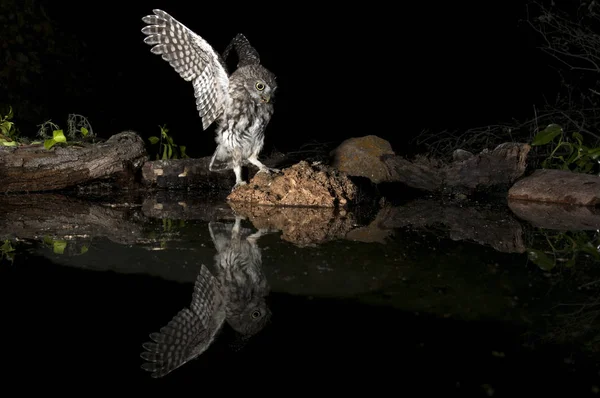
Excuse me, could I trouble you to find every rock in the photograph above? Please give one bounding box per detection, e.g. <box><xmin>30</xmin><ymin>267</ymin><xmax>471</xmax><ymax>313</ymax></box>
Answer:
<box><xmin>508</xmin><ymin>169</ymin><xmax>600</xmax><ymax>206</ymax></box>
<box><xmin>330</xmin><ymin>135</ymin><xmax>396</xmax><ymax>184</ymax></box>
<box><xmin>508</xmin><ymin>199</ymin><xmax>600</xmax><ymax>230</ymax></box>
<box><xmin>226</xmin><ymin>160</ymin><xmax>357</xmax><ymax>207</ymax></box>
<box><xmin>452</xmin><ymin>149</ymin><xmax>474</xmax><ymax>161</ymax></box>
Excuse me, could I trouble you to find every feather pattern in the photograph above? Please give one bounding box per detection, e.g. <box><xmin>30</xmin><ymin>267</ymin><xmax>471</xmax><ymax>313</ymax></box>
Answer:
<box><xmin>141</xmin><ymin>9</ymin><xmax>230</xmax><ymax>130</ymax></box>
<box><xmin>140</xmin><ymin>265</ymin><xmax>225</xmax><ymax>378</ymax></box>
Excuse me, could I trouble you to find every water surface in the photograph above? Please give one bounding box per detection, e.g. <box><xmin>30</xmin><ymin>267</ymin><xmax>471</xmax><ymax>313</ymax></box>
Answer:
<box><xmin>1</xmin><ymin>192</ymin><xmax>600</xmax><ymax>395</ymax></box>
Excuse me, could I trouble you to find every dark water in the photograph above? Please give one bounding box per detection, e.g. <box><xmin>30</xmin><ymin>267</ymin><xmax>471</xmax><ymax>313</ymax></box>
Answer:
<box><xmin>1</xmin><ymin>193</ymin><xmax>600</xmax><ymax>395</ymax></box>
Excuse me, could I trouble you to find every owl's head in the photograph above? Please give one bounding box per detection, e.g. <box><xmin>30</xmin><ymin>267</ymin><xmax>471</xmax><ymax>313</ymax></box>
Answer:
<box><xmin>237</xmin><ymin>65</ymin><xmax>277</xmax><ymax>105</ymax></box>
<box><xmin>227</xmin><ymin>298</ymin><xmax>272</xmax><ymax>335</ymax></box>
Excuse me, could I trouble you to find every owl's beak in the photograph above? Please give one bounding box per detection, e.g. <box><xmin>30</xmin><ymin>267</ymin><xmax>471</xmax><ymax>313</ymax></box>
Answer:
<box><xmin>261</xmin><ymin>95</ymin><xmax>270</xmax><ymax>103</ymax></box>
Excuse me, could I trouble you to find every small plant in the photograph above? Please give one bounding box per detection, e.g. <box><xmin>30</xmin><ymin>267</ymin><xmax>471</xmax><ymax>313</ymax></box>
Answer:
<box><xmin>527</xmin><ymin>229</ymin><xmax>600</xmax><ymax>271</ymax></box>
<box><xmin>43</xmin><ymin>235</ymin><xmax>68</xmax><ymax>254</ymax></box>
<box><xmin>148</xmin><ymin>124</ymin><xmax>188</xmax><ymax>160</ymax></box>
<box><xmin>0</xmin><ymin>239</ymin><xmax>16</xmax><ymax>264</ymax></box>
<box><xmin>0</xmin><ymin>106</ymin><xmax>19</xmax><ymax>146</ymax></box>
<box><xmin>531</xmin><ymin>123</ymin><xmax>600</xmax><ymax>174</ymax></box>
<box><xmin>37</xmin><ymin>114</ymin><xmax>95</xmax><ymax>150</ymax></box>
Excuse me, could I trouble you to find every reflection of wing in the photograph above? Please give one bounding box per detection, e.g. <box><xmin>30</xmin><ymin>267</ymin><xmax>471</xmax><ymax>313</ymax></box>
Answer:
<box><xmin>140</xmin><ymin>265</ymin><xmax>225</xmax><ymax>378</ymax></box>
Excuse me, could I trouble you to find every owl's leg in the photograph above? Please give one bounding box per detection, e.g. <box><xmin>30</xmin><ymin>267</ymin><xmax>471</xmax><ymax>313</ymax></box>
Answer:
<box><xmin>247</xmin><ymin>228</ymin><xmax>277</xmax><ymax>243</ymax></box>
<box><xmin>247</xmin><ymin>155</ymin><xmax>280</xmax><ymax>174</ymax></box>
<box><xmin>231</xmin><ymin>149</ymin><xmax>247</xmax><ymax>190</ymax></box>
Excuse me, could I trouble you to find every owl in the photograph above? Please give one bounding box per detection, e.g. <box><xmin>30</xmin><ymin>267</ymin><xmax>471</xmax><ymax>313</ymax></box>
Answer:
<box><xmin>140</xmin><ymin>216</ymin><xmax>271</xmax><ymax>378</ymax></box>
<box><xmin>141</xmin><ymin>9</ymin><xmax>280</xmax><ymax>190</ymax></box>
<box><xmin>208</xmin><ymin>216</ymin><xmax>272</xmax><ymax>337</ymax></box>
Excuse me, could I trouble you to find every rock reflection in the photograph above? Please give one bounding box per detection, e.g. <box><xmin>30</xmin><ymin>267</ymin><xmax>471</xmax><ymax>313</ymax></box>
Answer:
<box><xmin>140</xmin><ymin>216</ymin><xmax>272</xmax><ymax>378</ymax></box>
<box><xmin>228</xmin><ymin>200</ymin><xmax>356</xmax><ymax>247</ymax></box>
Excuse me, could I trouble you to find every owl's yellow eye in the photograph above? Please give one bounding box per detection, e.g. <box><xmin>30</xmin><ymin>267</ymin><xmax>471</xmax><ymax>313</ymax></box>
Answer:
<box><xmin>251</xmin><ymin>310</ymin><xmax>261</xmax><ymax>319</ymax></box>
<box><xmin>255</xmin><ymin>82</ymin><xmax>265</xmax><ymax>91</ymax></box>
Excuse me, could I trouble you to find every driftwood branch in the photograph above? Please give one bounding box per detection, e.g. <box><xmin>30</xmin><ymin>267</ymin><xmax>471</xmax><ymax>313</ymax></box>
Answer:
<box><xmin>382</xmin><ymin>142</ymin><xmax>531</xmax><ymax>193</ymax></box>
<box><xmin>0</xmin><ymin>131</ymin><xmax>147</xmax><ymax>193</ymax></box>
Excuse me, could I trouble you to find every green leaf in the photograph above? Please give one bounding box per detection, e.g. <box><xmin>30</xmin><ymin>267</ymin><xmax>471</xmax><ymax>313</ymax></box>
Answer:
<box><xmin>572</xmin><ymin>132</ymin><xmax>584</xmax><ymax>146</ymax></box>
<box><xmin>1</xmin><ymin>240</ymin><xmax>15</xmax><ymax>253</ymax></box>
<box><xmin>532</xmin><ymin>124</ymin><xmax>563</xmax><ymax>146</ymax></box>
<box><xmin>80</xmin><ymin>127</ymin><xmax>89</xmax><ymax>136</ymax></box>
<box><xmin>80</xmin><ymin>245</ymin><xmax>88</xmax><ymax>254</ymax></box>
<box><xmin>180</xmin><ymin>145</ymin><xmax>187</xmax><ymax>158</ymax></box>
<box><xmin>588</xmin><ymin>147</ymin><xmax>600</xmax><ymax>160</ymax></box>
<box><xmin>53</xmin><ymin>240</ymin><xmax>67</xmax><ymax>254</ymax></box>
<box><xmin>528</xmin><ymin>249</ymin><xmax>556</xmax><ymax>271</ymax></box>
<box><xmin>44</xmin><ymin>138</ymin><xmax>56</xmax><ymax>150</ymax></box>
<box><xmin>1</xmin><ymin>121</ymin><xmax>14</xmax><ymax>134</ymax></box>
<box><xmin>167</xmin><ymin>145</ymin><xmax>172</xmax><ymax>159</ymax></box>
<box><xmin>162</xmin><ymin>145</ymin><xmax>168</xmax><ymax>160</ymax></box>
<box><xmin>1</xmin><ymin>140</ymin><xmax>17</xmax><ymax>146</ymax></box>
<box><xmin>7</xmin><ymin>106</ymin><xmax>13</xmax><ymax>120</ymax></box>
<box><xmin>581</xmin><ymin>244</ymin><xmax>600</xmax><ymax>260</ymax></box>
<box><xmin>148</xmin><ymin>136</ymin><xmax>160</xmax><ymax>145</ymax></box>
<box><xmin>52</xmin><ymin>129</ymin><xmax>66</xmax><ymax>143</ymax></box>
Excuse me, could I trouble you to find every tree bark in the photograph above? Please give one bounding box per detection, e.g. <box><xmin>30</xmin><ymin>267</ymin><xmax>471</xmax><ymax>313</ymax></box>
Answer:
<box><xmin>0</xmin><ymin>131</ymin><xmax>147</xmax><ymax>193</ymax></box>
<box><xmin>383</xmin><ymin>142</ymin><xmax>531</xmax><ymax>193</ymax></box>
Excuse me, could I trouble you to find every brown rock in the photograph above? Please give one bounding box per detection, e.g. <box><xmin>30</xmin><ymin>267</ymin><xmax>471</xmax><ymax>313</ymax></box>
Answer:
<box><xmin>330</xmin><ymin>135</ymin><xmax>396</xmax><ymax>184</ymax></box>
<box><xmin>226</xmin><ymin>161</ymin><xmax>357</xmax><ymax>207</ymax></box>
<box><xmin>508</xmin><ymin>169</ymin><xmax>600</xmax><ymax>206</ymax></box>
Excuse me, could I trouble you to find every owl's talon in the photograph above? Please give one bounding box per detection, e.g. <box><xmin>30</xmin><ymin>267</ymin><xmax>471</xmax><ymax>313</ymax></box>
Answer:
<box><xmin>231</xmin><ymin>181</ymin><xmax>247</xmax><ymax>192</ymax></box>
<box><xmin>258</xmin><ymin>167</ymin><xmax>280</xmax><ymax>175</ymax></box>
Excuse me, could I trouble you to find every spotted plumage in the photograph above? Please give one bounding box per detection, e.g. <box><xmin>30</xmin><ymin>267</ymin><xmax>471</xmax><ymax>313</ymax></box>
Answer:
<box><xmin>140</xmin><ymin>217</ymin><xmax>271</xmax><ymax>378</ymax></box>
<box><xmin>141</xmin><ymin>9</ymin><xmax>279</xmax><ymax>189</ymax></box>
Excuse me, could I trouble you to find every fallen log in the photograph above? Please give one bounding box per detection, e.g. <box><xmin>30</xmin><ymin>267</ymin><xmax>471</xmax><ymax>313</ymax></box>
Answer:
<box><xmin>330</xmin><ymin>135</ymin><xmax>531</xmax><ymax>194</ymax></box>
<box><xmin>382</xmin><ymin>142</ymin><xmax>531</xmax><ymax>194</ymax></box>
<box><xmin>0</xmin><ymin>131</ymin><xmax>147</xmax><ymax>193</ymax></box>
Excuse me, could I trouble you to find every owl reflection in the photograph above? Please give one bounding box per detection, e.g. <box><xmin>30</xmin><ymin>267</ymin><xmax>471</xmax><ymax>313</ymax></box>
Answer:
<box><xmin>140</xmin><ymin>216</ymin><xmax>271</xmax><ymax>378</ymax></box>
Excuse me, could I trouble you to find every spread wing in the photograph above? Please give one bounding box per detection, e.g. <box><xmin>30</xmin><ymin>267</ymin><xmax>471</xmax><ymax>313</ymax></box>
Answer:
<box><xmin>141</xmin><ymin>9</ymin><xmax>230</xmax><ymax>130</ymax></box>
<box><xmin>140</xmin><ymin>264</ymin><xmax>225</xmax><ymax>378</ymax></box>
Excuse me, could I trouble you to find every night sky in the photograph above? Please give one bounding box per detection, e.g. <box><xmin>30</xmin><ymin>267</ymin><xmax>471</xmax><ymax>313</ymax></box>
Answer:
<box><xmin>5</xmin><ymin>1</ymin><xmax>561</xmax><ymax>158</ymax></box>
